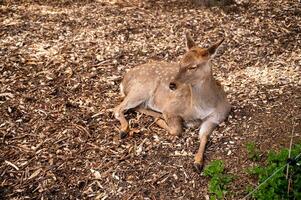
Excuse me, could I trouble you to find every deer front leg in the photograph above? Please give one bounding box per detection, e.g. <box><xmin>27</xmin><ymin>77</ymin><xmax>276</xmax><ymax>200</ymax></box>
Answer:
<box><xmin>164</xmin><ymin>114</ymin><xmax>183</xmax><ymax>136</ymax></box>
<box><xmin>135</xmin><ymin>107</ymin><xmax>162</xmax><ymax>119</ymax></box>
<box><xmin>137</xmin><ymin>108</ymin><xmax>183</xmax><ymax>136</ymax></box>
<box><xmin>194</xmin><ymin>120</ymin><xmax>217</xmax><ymax>172</ymax></box>
<box><xmin>135</xmin><ymin>108</ymin><xmax>171</xmax><ymax>131</ymax></box>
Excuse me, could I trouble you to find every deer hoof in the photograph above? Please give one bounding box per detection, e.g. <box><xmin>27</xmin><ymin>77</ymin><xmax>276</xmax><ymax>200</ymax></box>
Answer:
<box><xmin>119</xmin><ymin>131</ymin><xmax>128</xmax><ymax>139</ymax></box>
<box><xmin>193</xmin><ymin>162</ymin><xmax>204</xmax><ymax>173</ymax></box>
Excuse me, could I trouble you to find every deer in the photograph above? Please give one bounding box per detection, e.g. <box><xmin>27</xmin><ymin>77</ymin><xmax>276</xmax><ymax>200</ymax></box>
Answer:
<box><xmin>113</xmin><ymin>33</ymin><xmax>231</xmax><ymax>172</ymax></box>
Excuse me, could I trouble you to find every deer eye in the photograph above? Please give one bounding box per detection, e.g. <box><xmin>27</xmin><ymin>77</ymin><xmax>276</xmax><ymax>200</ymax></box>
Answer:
<box><xmin>169</xmin><ymin>82</ymin><xmax>177</xmax><ymax>90</ymax></box>
<box><xmin>187</xmin><ymin>65</ymin><xmax>198</xmax><ymax>70</ymax></box>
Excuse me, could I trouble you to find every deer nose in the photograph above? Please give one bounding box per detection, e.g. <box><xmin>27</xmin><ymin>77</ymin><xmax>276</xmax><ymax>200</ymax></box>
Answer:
<box><xmin>169</xmin><ymin>82</ymin><xmax>177</xmax><ymax>90</ymax></box>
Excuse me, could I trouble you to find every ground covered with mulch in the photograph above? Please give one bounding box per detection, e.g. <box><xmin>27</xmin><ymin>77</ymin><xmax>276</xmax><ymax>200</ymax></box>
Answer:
<box><xmin>1</xmin><ymin>0</ymin><xmax>301</xmax><ymax>199</ymax></box>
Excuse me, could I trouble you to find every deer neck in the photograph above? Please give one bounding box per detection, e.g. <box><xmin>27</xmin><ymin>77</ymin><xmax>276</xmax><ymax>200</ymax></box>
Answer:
<box><xmin>191</xmin><ymin>62</ymin><xmax>213</xmax><ymax>88</ymax></box>
<box><xmin>190</xmin><ymin>63</ymin><xmax>217</xmax><ymax>106</ymax></box>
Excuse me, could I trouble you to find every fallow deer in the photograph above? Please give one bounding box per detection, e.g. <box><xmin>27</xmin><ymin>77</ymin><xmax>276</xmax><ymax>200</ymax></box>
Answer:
<box><xmin>113</xmin><ymin>33</ymin><xmax>231</xmax><ymax>171</ymax></box>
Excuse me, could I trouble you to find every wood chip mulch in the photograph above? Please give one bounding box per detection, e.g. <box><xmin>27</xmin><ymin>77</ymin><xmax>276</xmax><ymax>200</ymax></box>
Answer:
<box><xmin>0</xmin><ymin>0</ymin><xmax>300</xmax><ymax>199</ymax></box>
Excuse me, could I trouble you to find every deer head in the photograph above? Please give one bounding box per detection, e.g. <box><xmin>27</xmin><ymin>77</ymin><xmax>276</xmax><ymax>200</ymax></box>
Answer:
<box><xmin>169</xmin><ymin>33</ymin><xmax>224</xmax><ymax>90</ymax></box>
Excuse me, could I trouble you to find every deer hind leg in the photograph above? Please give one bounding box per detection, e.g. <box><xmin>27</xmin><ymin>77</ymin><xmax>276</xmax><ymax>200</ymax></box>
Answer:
<box><xmin>194</xmin><ymin>120</ymin><xmax>217</xmax><ymax>172</ymax></box>
<box><xmin>113</xmin><ymin>93</ymin><xmax>145</xmax><ymax>138</ymax></box>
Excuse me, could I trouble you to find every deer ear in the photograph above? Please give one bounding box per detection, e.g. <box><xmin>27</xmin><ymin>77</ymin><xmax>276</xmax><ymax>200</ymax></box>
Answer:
<box><xmin>207</xmin><ymin>38</ymin><xmax>224</xmax><ymax>57</ymax></box>
<box><xmin>185</xmin><ymin>32</ymin><xmax>196</xmax><ymax>49</ymax></box>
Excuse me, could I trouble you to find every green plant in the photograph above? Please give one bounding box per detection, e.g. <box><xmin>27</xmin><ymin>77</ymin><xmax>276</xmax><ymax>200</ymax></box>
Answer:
<box><xmin>204</xmin><ymin>160</ymin><xmax>234</xmax><ymax>200</ymax></box>
<box><xmin>247</xmin><ymin>143</ymin><xmax>301</xmax><ymax>200</ymax></box>
<box><xmin>246</xmin><ymin>142</ymin><xmax>260</xmax><ymax>161</ymax></box>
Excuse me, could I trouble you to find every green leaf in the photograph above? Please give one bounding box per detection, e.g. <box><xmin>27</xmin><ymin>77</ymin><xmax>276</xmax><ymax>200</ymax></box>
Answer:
<box><xmin>204</xmin><ymin>160</ymin><xmax>224</xmax><ymax>177</ymax></box>
<box><xmin>246</xmin><ymin>142</ymin><xmax>301</xmax><ymax>199</ymax></box>
<box><xmin>205</xmin><ymin>160</ymin><xmax>233</xmax><ymax>200</ymax></box>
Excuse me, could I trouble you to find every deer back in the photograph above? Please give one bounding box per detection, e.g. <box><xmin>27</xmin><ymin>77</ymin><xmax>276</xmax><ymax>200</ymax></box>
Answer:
<box><xmin>120</xmin><ymin>34</ymin><xmax>230</xmax><ymax>123</ymax></box>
